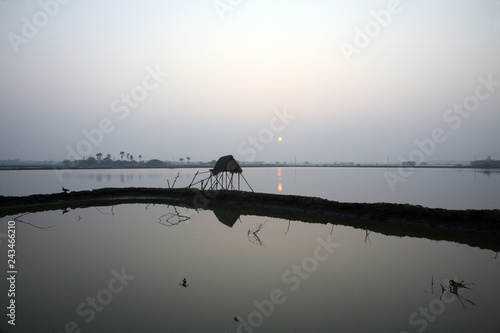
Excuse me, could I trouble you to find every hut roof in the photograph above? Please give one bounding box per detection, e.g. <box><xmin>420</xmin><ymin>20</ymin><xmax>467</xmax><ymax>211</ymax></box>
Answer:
<box><xmin>212</xmin><ymin>155</ymin><xmax>242</xmax><ymax>175</ymax></box>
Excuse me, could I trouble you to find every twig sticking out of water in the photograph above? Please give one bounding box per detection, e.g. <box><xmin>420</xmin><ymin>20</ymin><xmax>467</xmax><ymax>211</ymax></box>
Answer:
<box><xmin>439</xmin><ymin>284</ymin><xmax>446</xmax><ymax>301</ymax></box>
<box><xmin>439</xmin><ymin>279</ymin><xmax>477</xmax><ymax>310</ymax></box>
<box><xmin>364</xmin><ymin>230</ymin><xmax>371</xmax><ymax>244</ymax></box>
<box><xmin>248</xmin><ymin>221</ymin><xmax>266</xmax><ymax>247</ymax></box>
<box><xmin>167</xmin><ymin>172</ymin><xmax>181</xmax><ymax>188</ymax></box>
<box><xmin>94</xmin><ymin>207</ymin><xmax>109</xmax><ymax>215</ymax></box>
<box><xmin>284</xmin><ymin>220</ymin><xmax>291</xmax><ymax>235</ymax></box>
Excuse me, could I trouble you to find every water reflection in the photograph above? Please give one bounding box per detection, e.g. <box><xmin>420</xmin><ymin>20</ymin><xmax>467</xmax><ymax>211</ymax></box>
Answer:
<box><xmin>443</xmin><ymin>280</ymin><xmax>477</xmax><ymax>310</ymax></box>
<box><xmin>158</xmin><ymin>206</ymin><xmax>191</xmax><ymax>227</ymax></box>
<box><xmin>1</xmin><ymin>203</ymin><xmax>499</xmax><ymax>333</ymax></box>
<box><xmin>247</xmin><ymin>221</ymin><xmax>267</xmax><ymax>247</ymax></box>
<box><xmin>277</xmin><ymin>167</ymin><xmax>283</xmax><ymax>192</ymax></box>
<box><xmin>2</xmin><ymin>168</ymin><xmax>500</xmax><ymax>209</ymax></box>
<box><xmin>212</xmin><ymin>209</ymin><xmax>240</xmax><ymax>227</ymax></box>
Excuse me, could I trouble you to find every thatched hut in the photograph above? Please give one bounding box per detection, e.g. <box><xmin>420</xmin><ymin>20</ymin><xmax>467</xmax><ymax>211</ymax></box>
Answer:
<box><xmin>211</xmin><ymin>155</ymin><xmax>242</xmax><ymax>175</ymax></box>
<box><xmin>187</xmin><ymin>155</ymin><xmax>253</xmax><ymax>191</ymax></box>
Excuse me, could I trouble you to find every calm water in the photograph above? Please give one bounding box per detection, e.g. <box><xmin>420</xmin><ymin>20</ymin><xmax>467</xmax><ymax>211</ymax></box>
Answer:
<box><xmin>1</xmin><ymin>167</ymin><xmax>499</xmax><ymax>332</ymax></box>
<box><xmin>0</xmin><ymin>204</ymin><xmax>499</xmax><ymax>333</ymax></box>
<box><xmin>1</xmin><ymin>167</ymin><xmax>500</xmax><ymax>209</ymax></box>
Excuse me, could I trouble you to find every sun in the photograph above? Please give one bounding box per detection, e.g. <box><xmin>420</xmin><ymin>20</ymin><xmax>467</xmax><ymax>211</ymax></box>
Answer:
<box><xmin>278</xmin><ymin>137</ymin><xmax>283</xmax><ymax>142</ymax></box>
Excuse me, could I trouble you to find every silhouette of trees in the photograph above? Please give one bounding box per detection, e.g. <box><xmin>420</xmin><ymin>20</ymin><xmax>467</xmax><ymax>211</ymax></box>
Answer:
<box><xmin>61</xmin><ymin>153</ymin><xmax>213</xmax><ymax>169</ymax></box>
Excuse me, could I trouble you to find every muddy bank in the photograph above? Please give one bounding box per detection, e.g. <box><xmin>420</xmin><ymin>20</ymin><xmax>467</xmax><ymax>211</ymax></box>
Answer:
<box><xmin>1</xmin><ymin>187</ymin><xmax>499</xmax><ymax>250</ymax></box>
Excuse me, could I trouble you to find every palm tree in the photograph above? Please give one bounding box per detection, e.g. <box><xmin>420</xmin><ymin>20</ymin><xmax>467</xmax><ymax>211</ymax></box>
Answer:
<box><xmin>120</xmin><ymin>152</ymin><xmax>125</xmax><ymax>160</ymax></box>
<box><xmin>186</xmin><ymin>156</ymin><xmax>191</xmax><ymax>164</ymax></box>
<box><xmin>96</xmin><ymin>153</ymin><xmax>102</xmax><ymax>161</ymax></box>
<box><xmin>130</xmin><ymin>155</ymin><xmax>134</xmax><ymax>161</ymax></box>
<box><xmin>179</xmin><ymin>158</ymin><xmax>184</xmax><ymax>165</ymax></box>
<box><xmin>126</xmin><ymin>153</ymin><xmax>130</xmax><ymax>161</ymax></box>
<box><xmin>138</xmin><ymin>155</ymin><xmax>142</xmax><ymax>162</ymax></box>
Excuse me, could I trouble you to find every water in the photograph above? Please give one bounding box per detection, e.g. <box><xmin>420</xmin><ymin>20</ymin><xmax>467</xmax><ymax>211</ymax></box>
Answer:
<box><xmin>0</xmin><ymin>204</ymin><xmax>498</xmax><ymax>333</ymax></box>
<box><xmin>0</xmin><ymin>168</ymin><xmax>499</xmax><ymax>332</ymax></box>
<box><xmin>1</xmin><ymin>167</ymin><xmax>500</xmax><ymax>209</ymax></box>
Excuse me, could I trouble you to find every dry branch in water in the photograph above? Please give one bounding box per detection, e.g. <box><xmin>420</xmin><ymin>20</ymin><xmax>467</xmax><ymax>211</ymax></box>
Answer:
<box><xmin>158</xmin><ymin>206</ymin><xmax>190</xmax><ymax>227</ymax></box>
<box><xmin>248</xmin><ymin>221</ymin><xmax>267</xmax><ymax>246</ymax></box>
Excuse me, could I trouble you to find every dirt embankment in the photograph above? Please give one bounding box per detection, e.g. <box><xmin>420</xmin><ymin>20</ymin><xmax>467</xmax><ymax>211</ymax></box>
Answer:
<box><xmin>1</xmin><ymin>187</ymin><xmax>499</xmax><ymax>250</ymax></box>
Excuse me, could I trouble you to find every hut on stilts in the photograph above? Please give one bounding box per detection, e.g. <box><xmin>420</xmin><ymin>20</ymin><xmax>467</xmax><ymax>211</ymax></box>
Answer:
<box><xmin>188</xmin><ymin>155</ymin><xmax>253</xmax><ymax>191</ymax></box>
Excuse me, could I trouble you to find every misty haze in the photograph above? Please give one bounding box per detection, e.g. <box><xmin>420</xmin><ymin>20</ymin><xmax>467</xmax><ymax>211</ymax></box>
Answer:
<box><xmin>1</xmin><ymin>1</ymin><xmax>499</xmax><ymax>332</ymax></box>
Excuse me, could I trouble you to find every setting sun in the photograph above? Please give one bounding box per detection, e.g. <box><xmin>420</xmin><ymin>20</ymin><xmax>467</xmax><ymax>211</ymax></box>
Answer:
<box><xmin>278</xmin><ymin>137</ymin><xmax>283</xmax><ymax>142</ymax></box>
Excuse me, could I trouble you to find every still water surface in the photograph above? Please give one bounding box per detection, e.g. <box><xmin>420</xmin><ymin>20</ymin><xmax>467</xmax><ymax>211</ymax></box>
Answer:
<box><xmin>1</xmin><ymin>167</ymin><xmax>500</xmax><ymax>209</ymax></box>
<box><xmin>0</xmin><ymin>204</ymin><xmax>499</xmax><ymax>333</ymax></box>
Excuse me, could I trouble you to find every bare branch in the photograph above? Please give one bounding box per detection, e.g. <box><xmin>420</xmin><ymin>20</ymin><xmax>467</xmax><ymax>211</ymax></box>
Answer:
<box><xmin>14</xmin><ymin>213</ymin><xmax>55</xmax><ymax>230</ymax></box>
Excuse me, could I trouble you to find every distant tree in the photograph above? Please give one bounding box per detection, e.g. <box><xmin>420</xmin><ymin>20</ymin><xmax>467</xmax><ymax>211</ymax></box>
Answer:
<box><xmin>186</xmin><ymin>156</ymin><xmax>191</xmax><ymax>164</ymax></box>
<box><xmin>120</xmin><ymin>152</ymin><xmax>125</xmax><ymax>160</ymax></box>
<box><xmin>96</xmin><ymin>153</ymin><xmax>102</xmax><ymax>161</ymax></box>
<box><xmin>179</xmin><ymin>158</ymin><xmax>184</xmax><ymax>164</ymax></box>
<box><xmin>146</xmin><ymin>159</ymin><xmax>164</xmax><ymax>167</ymax></box>
<box><xmin>80</xmin><ymin>156</ymin><xmax>97</xmax><ymax>167</ymax></box>
<box><xmin>138</xmin><ymin>155</ymin><xmax>142</xmax><ymax>162</ymax></box>
<box><xmin>102</xmin><ymin>154</ymin><xmax>112</xmax><ymax>165</ymax></box>
<box><xmin>129</xmin><ymin>155</ymin><xmax>134</xmax><ymax>161</ymax></box>
<box><xmin>126</xmin><ymin>153</ymin><xmax>130</xmax><ymax>161</ymax></box>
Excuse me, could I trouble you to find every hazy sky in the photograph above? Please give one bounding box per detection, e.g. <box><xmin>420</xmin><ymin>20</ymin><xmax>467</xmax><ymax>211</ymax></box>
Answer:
<box><xmin>1</xmin><ymin>0</ymin><xmax>499</xmax><ymax>163</ymax></box>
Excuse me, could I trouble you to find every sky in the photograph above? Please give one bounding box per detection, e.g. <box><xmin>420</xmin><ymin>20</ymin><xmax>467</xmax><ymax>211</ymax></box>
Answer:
<box><xmin>0</xmin><ymin>0</ymin><xmax>499</xmax><ymax>164</ymax></box>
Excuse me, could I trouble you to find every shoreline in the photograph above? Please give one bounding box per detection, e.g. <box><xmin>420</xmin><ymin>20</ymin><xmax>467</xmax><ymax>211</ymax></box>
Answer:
<box><xmin>1</xmin><ymin>187</ymin><xmax>499</xmax><ymax>251</ymax></box>
<box><xmin>1</xmin><ymin>165</ymin><xmax>499</xmax><ymax>171</ymax></box>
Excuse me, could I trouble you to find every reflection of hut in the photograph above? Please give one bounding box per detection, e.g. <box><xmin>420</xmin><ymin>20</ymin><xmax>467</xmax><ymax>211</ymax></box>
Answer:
<box><xmin>188</xmin><ymin>155</ymin><xmax>253</xmax><ymax>191</ymax></box>
<box><xmin>213</xmin><ymin>209</ymin><xmax>240</xmax><ymax>227</ymax></box>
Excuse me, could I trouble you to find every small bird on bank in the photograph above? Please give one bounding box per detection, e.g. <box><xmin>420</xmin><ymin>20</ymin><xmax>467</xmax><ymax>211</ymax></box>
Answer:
<box><xmin>234</xmin><ymin>317</ymin><xmax>240</xmax><ymax>322</ymax></box>
<box><xmin>62</xmin><ymin>187</ymin><xmax>70</xmax><ymax>193</ymax></box>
